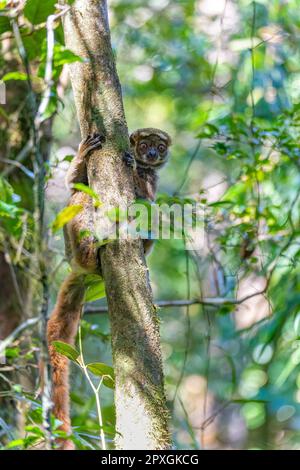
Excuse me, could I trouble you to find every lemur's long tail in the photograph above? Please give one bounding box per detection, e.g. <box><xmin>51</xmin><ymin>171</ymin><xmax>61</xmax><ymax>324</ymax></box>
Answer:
<box><xmin>47</xmin><ymin>273</ymin><xmax>85</xmax><ymax>450</ymax></box>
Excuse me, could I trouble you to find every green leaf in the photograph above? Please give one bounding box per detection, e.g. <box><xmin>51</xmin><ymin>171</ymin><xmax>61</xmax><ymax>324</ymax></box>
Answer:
<box><xmin>209</xmin><ymin>200</ymin><xmax>234</xmax><ymax>207</ymax></box>
<box><xmin>70</xmin><ymin>392</ymin><xmax>85</xmax><ymax>406</ymax></box>
<box><xmin>52</xmin><ymin>341</ymin><xmax>80</xmax><ymax>362</ymax></box>
<box><xmin>72</xmin><ymin>183</ymin><xmax>101</xmax><ymax>203</ymax></box>
<box><xmin>2</xmin><ymin>72</ymin><xmax>28</xmax><ymax>82</ymax></box>
<box><xmin>62</xmin><ymin>155</ymin><xmax>75</xmax><ymax>163</ymax></box>
<box><xmin>87</xmin><ymin>362</ymin><xmax>114</xmax><ymax>377</ymax></box>
<box><xmin>54</xmin><ymin>22</ymin><xmax>65</xmax><ymax>45</ymax></box>
<box><xmin>0</xmin><ymin>16</ymin><xmax>11</xmax><ymax>35</ymax></box>
<box><xmin>40</xmin><ymin>89</ymin><xmax>63</xmax><ymax>121</ymax></box>
<box><xmin>5</xmin><ymin>347</ymin><xmax>20</xmax><ymax>358</ymax></box>
<box><xmin>0</xmin><ymin>176</ymin><xmax>13</xmax><ymax>203</ymax></box>
<box><xmin>25</xmin><ymin>425</ymin><xmax>44</xmax><ymax>437</ymax></box>
<box><xmin>196</xmin><ymin>123</ymin><xmax>219</xmax><ymax>138</ymax></box>
<box><xmin>5</xmin><ymin>439</ymin><xmax>24</xmax><ymax>449</ymax></box>
<box><xmin>80</xmin><ymin>319</ymin><xmax>110</xmax><ymax>341</ymax></box>
<box><xmin>24</xmin><ymin>435</ymin><xmax>41</xmax><ymax>448</ymax></box>
<box><xmin>24</xmin><ymin>0</ymin><xmax>56</xmax><ymax>25</ymax></box>
<box><xmin>51</xmin><ymin>205</ymin><xmax>83</xmax><ymax>232</ymax></box>
<box><xmin>87</xmin><ymin>362</ymin><xmax>115</xmax><ymax>389</ymax></box>
<box><xmin>275</xmin><ymin>347</ymin><xmax>300</xmax><ymax>388</ymax></box>
<box><xmin>23</xmin><ymin>28</ymin><xmax>46</xmax><ymax>60</ymax></box>
<box><xmin>84</xmin><ymin>275</ymin><xmax>106</xmax><ymax>302</ymax></box>
<box><xmin>0</xmin><ymin>201</ymin><xmax>22</xmax><ymax>218</ymax></box>
<box><xmin>2</xmin><ymin>71</ymin><xmax>43</xmax><ymax>88</ymax></box>
<box><xmin>53</xmin><ymin>46</ymin><xmax>83</xmax><ymax>67</ymax></box>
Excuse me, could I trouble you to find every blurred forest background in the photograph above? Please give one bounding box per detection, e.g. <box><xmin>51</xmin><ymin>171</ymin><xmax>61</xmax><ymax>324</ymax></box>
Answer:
<box><xmin>1</xmin><ymin>0</ymin><xmax>300</xmax><ymax>450</ymax></box>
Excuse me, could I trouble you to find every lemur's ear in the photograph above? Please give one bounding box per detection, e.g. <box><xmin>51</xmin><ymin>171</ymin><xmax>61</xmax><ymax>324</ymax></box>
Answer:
<box><xmin>130</xmin><ymin>131</ymin><xmax>138</xmax><ymax>146</ymax></box>
<box><xmin>164</xmin><ymin>132</ymin><xmax>172</xmax><ymax>146</ymax></box>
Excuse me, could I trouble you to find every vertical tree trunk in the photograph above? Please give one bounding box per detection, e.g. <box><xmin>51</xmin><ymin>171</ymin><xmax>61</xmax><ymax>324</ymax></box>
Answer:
<box><xmin>62</xmin><ymin>0</ymin><xmax>170</xmax><ymax>449</ymax></box>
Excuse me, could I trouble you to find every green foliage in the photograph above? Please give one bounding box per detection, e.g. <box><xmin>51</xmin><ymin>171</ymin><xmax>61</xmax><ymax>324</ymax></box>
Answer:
<box><xmin>0</xmin><ymin>177</ymin><xmax>25</xmax><ymax>240</ymax></box>
<box><xmin>2</xmin><ymin>72</ymin><xmax>28</xmax><ymax>82</ymax></box>
<box><xmin>52</xmin><ymin>341</ymin><xmax>80</xmax><ymax>363</ymax></box>
<box><xmin>84</xmin><ymin>275</ymin><xmax>106</xmax><ymax>302</ymax></box>
<box><xmin>38</xmin><ymin>44</ymin><xmax>83</xmax><ymax>81</ymax></box>
<box><xmin>24</xmin><ymin>0</ymin><xmax>56</xmax><ymax>25</ymax></box>
<box><xmin>23</xmin><ymin>28</ymin><xmax>47</xmax><ymax>60</ymax></box>
<box><xmin>51</xmin><ymin>205</ymin><xmax>83</xmax><ymax>232</ymax></box>
<box><xmin>87</xmin><ymin>363</ymin><xmax>115</xmax><ymax>389</ymax></box>
<box><xmin>0</xmin><ymin>16</ymin><xmax>10</xmax><ymax>34</ymax></box>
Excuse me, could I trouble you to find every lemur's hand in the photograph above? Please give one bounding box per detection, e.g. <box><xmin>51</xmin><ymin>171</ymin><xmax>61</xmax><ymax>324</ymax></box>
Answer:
<box><xmin>123</xmin><ymin>151</ymin><xmax>137</xmax><ymax>170</ymax></box>
<box><xmin>79</xmin><ymin>133</ymin><xmax>105</xmax><ymax>158</ymax></box>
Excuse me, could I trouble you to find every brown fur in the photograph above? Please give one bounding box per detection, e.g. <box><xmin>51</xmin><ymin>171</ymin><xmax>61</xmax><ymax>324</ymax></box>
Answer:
<box><xmin>47</xmin><ymin>129</ymin><xmax>171</xmax><ymax>449</ymax></box>
<box><xmin>134</xmin><ymin>166</ymin><xmax>158</xmax><ymax>202</ymax></box>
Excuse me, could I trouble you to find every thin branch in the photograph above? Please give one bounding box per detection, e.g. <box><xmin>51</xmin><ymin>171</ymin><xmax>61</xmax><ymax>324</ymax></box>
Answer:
<box><xmin>198</xmin><ymin>401</ymin><xmax>231</xmax><ymax>431</ymax></box>
<box><xmin>0</xmin><ymin>157</ymin><xmax>34</xmax><ymax>179</ymax></box>
<box><xmin>173</xmin><ymin>140</ymin><xmax>202</xmax><ymax>196</ymax></box>
<box><xmin>78</xmin><ymin>323</ymin><xmax>106</xmax><ymax>450</ymax></box>
<box><xmin>84</xmin><ymin>289</ymin><xmax>268</xmax><ymax>315</ymax></box>
<box><xmin>0</xmin><ymin>317</ymin><xmax>40</xmax><ymax>356</ymax></box>
<box><xmin>34</xmin><ymin>7</ymin><xmax>70</xmax><ymax>129</ymax></box>
<box><xmin>1</xmin><ymin>141</ymin><xmax>33</xmax><ymax>177</ymax></box>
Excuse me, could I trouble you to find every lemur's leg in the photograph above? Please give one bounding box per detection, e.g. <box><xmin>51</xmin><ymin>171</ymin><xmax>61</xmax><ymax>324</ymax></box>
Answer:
<box><xmin>65</xmin><ymin>133</ymin><xmax>105</xmax><ymax>189</ymax></box>
<box><xmin>65</xmin><ymin>133</ymin><xmax>105</xmax><ymax>272</ymax></box>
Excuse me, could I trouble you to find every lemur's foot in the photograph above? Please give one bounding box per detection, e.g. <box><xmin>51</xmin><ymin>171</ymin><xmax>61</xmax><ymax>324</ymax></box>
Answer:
<box><xmin>123</xmin><ymin>151</ymin><xmax>136</xmax><ymax>169</ymax></box>
<box><xmin>79</xmin><ymin>133</ymin><xmax>105</xmax><ymax>158</ymax></box>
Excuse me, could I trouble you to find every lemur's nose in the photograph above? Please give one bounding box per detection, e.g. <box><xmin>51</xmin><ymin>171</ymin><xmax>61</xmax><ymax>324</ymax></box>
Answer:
<box><xmin>148</xmin><ymin>148</ymin><xmax>157</xmax><ymax>159</ymax></box>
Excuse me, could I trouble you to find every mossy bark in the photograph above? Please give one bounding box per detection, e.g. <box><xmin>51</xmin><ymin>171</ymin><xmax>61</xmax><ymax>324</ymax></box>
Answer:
<box><xmin>62</xmin><ymin>0</ymin><xmax>170</xmax><ymax>449</ymax></box>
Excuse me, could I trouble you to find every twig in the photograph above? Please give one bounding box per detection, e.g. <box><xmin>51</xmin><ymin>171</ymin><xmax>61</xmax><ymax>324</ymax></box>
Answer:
<box><xmin>83</xmin><ymin>289</ymin><xmax>268</xmax><ymax>315</ymax></box>
<box><xmin>0</xmin><ymin>157</ymin><xmax>34</xmax><ymax>178</ymax></box>
<box><xmin>2</xmin><ymin>140</ymin><xmax>33</xmax><ymax>177</ymax></box>
<box><xmin>173</xmin><ymin>140</ymin><xmax>202</xmax><ymax>196</ymax></box>
<box><xmin>0</xmin><ymin>317</ymin><xmax>40</xmax><ymax>356</ymax></box>
<box><xmin>198</xmin><ymin>401</ymin><xmax>231</xmax><ymax>431</ymax></box>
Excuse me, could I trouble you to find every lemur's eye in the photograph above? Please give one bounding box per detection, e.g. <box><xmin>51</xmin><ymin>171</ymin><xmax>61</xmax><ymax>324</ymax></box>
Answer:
<box><xmin>158</xmin><ymin>144</ymin><xmax>166</xmax><ymax>153</ymax></box>
<box><xmin>139</xmin><ymin>142</ymin><xmax>147</xmax><ymax>152</ymax></box>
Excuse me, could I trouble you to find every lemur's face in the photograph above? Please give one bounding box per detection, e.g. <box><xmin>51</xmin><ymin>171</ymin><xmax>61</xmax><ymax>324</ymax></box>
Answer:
<box><xmin>130</xmin><ymin>128</ymin><xmax>171</xmax><ymax>168</ymax></box>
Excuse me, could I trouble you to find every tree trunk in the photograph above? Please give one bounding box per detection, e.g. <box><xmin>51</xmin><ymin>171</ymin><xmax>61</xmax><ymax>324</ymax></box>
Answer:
<box><xmin>62</xmin><ymin>0</ymin><xmax>170</xmax><ymax>449</ymax></box>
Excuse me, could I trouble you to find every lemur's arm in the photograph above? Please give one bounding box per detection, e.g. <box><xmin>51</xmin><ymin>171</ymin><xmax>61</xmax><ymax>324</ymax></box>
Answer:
<box><xmin>65</xmin><ymin>133</ymin><xmax>105</xmax><ymax>189</ymax></box>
